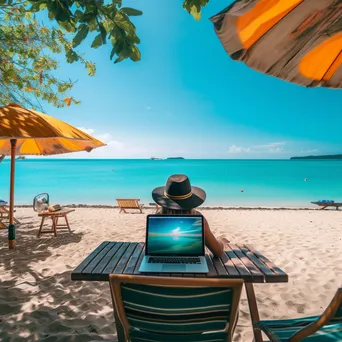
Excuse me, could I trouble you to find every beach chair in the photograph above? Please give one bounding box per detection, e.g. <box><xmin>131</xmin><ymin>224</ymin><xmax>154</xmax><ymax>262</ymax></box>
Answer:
<box><xmin>255</xmin><ymin>287</ymin><xmax>342</xmax><ymax>341</ymax></box>
<box><xmin>311</xmin><ymin>200</ymin><xmax>342</xmax><ymax>210</ymax></box>
<box><xmin>0</xmin><ymin>200</ymin><xmax>20</xmax><ymax>224</ymax></box>
<box><xmin>116</xmin><ymin>199</ymin><xmax>144</xmax><ymax>213</ymax></box>
<box><xmin>0</xmin><ymin>220</ymin><xmax>6</xmax><ymax>229</ymax></box>
<box><xmin>109</xmin><ymin>274</ymin><xmax>243</xmax><ymax>342</ymax></box>
<box><xmin>149</xmin><ymin>202</ymin><xmax>160</xmax><ymax>213</ymax></box>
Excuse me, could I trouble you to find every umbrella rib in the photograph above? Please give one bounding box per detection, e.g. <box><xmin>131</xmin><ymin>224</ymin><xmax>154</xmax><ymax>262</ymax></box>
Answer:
<box><xmin>33</xmin><ymin>139</ymin><xmax>44</xmax><ymax>155</ymax></box>
<box><xmin>321</xmin><ymin>50</ymin><xmax>342</xmax><ymax>82</ymax></box>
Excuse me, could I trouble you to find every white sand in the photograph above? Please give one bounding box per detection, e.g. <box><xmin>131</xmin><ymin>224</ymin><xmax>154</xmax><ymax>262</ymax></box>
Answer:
<box><xmin>1</xmin><ymin>207</ymin><xmax>341</xmax><ymax>341</ymax></box>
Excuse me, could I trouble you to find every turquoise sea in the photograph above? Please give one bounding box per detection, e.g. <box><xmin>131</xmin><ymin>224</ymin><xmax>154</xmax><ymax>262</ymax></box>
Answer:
<box><xmin>1</xmin><ymin>159</ymin><xmax>342</xmax><ymax>207</ymax></box>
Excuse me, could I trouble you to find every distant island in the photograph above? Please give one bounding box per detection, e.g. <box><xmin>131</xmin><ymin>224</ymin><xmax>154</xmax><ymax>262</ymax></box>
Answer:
<box><xmin>290</xmin><ymin>154</ymin><xmax>342</xmax><ymax>160</ymax></box>
<box><xmin>166</xmin><ymin>157</ymin><xmax>185</xmax><ymax>159</ymax></box>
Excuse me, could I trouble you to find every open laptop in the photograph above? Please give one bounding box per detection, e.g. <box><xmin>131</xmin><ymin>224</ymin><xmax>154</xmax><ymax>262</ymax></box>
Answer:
<box><xmin>139</xmin><ymin>214</ymin><xmax>208</xmax><ymax>273</ymax></box>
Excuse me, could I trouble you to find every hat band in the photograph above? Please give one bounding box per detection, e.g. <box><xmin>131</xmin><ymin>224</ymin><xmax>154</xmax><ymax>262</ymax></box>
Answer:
<box><xmin>164</xmin><ymin>191</ymin><xmax>192</xmax><ymax>200</ymax></box>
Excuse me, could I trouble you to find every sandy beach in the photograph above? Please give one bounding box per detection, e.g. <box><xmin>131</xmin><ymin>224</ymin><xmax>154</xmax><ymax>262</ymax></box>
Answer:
<box><xmin>1</xmin><ymin>207</ymin><xmax>342</xmax><ymax>341</ymax></box>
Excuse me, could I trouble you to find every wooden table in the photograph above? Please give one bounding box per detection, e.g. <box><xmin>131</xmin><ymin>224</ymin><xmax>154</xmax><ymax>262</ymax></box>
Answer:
<box><xmin>72</xmin><ymin>241</ymin><xmax>288</xmax><ymax>342</ymax></box>
<box><xmin>37</xmin><ymin>208</ymin><xmax>75</xmax><ymax>237</ymax></box>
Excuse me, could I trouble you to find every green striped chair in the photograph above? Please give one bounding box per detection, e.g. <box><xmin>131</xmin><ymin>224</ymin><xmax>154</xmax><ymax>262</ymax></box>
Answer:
<box><xmin>255</xmin><ymin>288</ymin><xmax>342</xmax><ymax>341</ymax></box>
<box><xmin>109</xmin><ymin>275</ymin><xmax>243</xmax><ymax>342</ymax></box>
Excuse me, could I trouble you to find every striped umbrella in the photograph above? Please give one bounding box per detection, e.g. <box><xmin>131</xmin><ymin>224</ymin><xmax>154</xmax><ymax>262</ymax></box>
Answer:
<box><xmin>211</xmin><ymin>0</ymin><xmax>342</xmax><ymax>88</ymax></box>
<box><xmin>0</xmin><ymin>104</ymin><xmax>105</xmax><ymax>249</ymax></box>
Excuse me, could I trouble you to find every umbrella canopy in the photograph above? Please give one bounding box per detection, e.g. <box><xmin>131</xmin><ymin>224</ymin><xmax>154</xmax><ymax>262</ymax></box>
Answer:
<box><xmin>0</xmin><ymin>103</ymin><xmax>106</xmax><ymax>249</ymax></box>
<box><xmin>0</xmin><ymin>104</ymin><xmax>104</xmax><ymax>155</ymax></box>
<box><xmin>211</xmin><ymin>0</ymin><xmax>342</xmax><ymax>88</ymax></box>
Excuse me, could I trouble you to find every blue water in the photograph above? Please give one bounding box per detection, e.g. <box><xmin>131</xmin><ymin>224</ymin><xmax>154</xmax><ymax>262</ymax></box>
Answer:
<box><xmin>1</xmin><ymin>159</ymin><xmax>342</xmax><ymax>207</ymax></box>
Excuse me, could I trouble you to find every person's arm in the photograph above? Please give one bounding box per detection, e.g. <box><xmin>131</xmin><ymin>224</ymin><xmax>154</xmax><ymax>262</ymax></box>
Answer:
<box><xmin>195</xmin><ymin>210</ymin><xmax>224</xmax><ymax>257</ymax></box>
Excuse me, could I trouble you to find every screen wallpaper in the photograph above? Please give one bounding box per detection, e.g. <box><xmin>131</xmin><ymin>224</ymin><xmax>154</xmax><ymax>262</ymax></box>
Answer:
<box><xmin>147</xmin><ymin>216</ymin><xmax>203</xmax><ymax>255</ymax></box>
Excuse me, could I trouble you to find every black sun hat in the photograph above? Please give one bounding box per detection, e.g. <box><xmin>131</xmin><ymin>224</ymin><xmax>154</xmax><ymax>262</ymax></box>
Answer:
<box><xmin>152</xmin><ymin>174</ymin><xmax>206</xmax><ymax>210</ymax></box>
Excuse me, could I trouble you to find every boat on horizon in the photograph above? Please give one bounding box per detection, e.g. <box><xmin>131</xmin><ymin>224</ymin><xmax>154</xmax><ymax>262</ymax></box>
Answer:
<box><xmin>150</xmin><ymin>156</ymin><xmax>163</xmax><ymax>160</ymax></box>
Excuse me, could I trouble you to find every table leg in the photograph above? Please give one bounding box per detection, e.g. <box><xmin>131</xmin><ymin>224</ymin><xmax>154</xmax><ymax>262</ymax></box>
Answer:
<box><xmin>37</xmin><ymin>216</ymin><xmax>45</xmax><ymax>237</ymax></box>
<box><xmin>64</xmin><ymin>214</ymin><xmax>71</xmax><ymax>232</ymax></box>
<box><xmin>245</xmin><ymin>283</ymin><xmax>263</xmax><ymax>342</ymax></box>
<box><xmin>52</xmin><ymin>217</ymin><xmax>57</xmax><ymax>237</ymax></box>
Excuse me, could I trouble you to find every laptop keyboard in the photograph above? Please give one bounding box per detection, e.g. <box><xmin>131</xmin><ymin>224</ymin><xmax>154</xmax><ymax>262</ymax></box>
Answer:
<box><xmin>148</xmin><ymin>257</ymin><xmax>201</xmax><ymax>264</ymax></box>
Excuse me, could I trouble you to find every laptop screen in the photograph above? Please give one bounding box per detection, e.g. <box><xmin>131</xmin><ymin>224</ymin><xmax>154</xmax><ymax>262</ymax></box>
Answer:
<box><xmin>146</xmin><ymin>215</ymin><xmax>204</xmax><ymax>256</ymax></box>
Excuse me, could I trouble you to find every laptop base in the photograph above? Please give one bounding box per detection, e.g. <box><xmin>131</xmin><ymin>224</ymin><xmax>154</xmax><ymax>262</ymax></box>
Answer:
<box><xmin>139</xmin><ymin>256</ymin><xmax>208</xmax><ymax>273</ymax></box>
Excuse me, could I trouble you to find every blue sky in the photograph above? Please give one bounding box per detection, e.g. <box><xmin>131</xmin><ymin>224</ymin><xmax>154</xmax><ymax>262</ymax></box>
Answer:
<box><xmin>41</xmin><ymin>0</ymin><xmax>341</xmax><ymax>159</ymax></box>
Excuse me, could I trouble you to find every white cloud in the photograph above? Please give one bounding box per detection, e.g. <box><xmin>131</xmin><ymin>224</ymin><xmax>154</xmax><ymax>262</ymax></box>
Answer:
<box><xmin>252</xmin><ymin>142</ymin><xmax>286</xmax><ymax>150</ymax></box>
<box><xmin>77</xmin><ymin>127</ymin><xmax>94</xmax><ymax>135</ymax></box>
<box><xmin>228</xmin><ymin>142</ymin><xmax>286</xmax><ymax>155</ymax></box>
<box><xmin>228</xmin><ymin>145</ymin><xmax>251</xmax><ymax>153</ymax></box>
<box><xmin>74</xmin><ymin>127</ymin><xmax>148</xmax><ymax>158</ymax></box>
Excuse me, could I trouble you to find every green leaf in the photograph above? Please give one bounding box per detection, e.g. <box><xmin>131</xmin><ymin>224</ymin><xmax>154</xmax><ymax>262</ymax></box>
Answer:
<box><xmin>91</xmin><ymin>34</ymin><xmax>102</xmax><ymax>48</ymax></box>
<box><xmin>88</xmin><ymin>17</ymin><xmax>98</xmax><ymax>31</ymax></box>
<box><xmin>110</xmin><ymin>47</ymin><xmax>116</xmax><ymax>60</ymax></box>
<box><xmin>25</xmin><ymin>12</ymin><xmax>33</xmax><ymax>20</ymax></box>
<box><xmin>190</xmin><ymin>6</ymin><xmax>201</xmax><ymax>20</ymax></box>
<box><xmin>72</xmin><ymin>24</ymin><xmax>89</xmax><ymax>47</ymax></box>
<box><xmin>120</xmin><ymin>7</ymin><xmax>143</xmax><ymax>16</ymax></box>
<box><xmin>114</xmin><ymin>55</ymin><xmax>125</xmax><ymax>64</ymax></box>
<box><xmin>86</xmin><ymin>62</ymin><xmax>96</xmax><ymax>76</ymax></box>
<box><xmin>65</xmin><ymin>48</ymin><xmax>79</xmax><ymax>63</ymax></box>
<box><xmin>130</xmin><ymin>46</ymin><xmax>141</xmax><ymax>62</ymax></box>
<box><xmin>74</xmin><ymin>9</ymin><xmax>83</xmax><ymax>22</ymax></box>
<box><xmin>99</xmin><ymin>23</ymin><xmax>107</xmax><ymax>43</ymax></box>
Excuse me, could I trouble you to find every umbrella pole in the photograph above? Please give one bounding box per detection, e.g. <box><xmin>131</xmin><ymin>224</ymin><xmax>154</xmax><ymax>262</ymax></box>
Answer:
<box><xmin>9</xmin><ymin>138</ymin><xmax>17</xmax><ymax>249</ymax></box>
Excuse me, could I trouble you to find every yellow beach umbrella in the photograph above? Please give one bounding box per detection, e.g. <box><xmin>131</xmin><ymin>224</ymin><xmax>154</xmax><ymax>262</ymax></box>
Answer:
<box><xmin>211</xmin><ymin>0</ymin><xmax>342</xmax><ymax>88</ymax></box>
<box><xmin>0</xmin><ymin>103</ymin><xmax>106</xmax><ymax>249</ymax></box>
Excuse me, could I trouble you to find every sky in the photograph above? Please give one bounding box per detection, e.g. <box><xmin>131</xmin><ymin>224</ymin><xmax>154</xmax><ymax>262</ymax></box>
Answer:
<box><xmin>40</xmin><ymin>0</ymin><xmax>341</xmax><ymax>159</ymax></box>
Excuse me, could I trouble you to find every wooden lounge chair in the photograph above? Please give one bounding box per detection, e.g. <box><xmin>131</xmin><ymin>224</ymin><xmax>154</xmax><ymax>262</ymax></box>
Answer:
<box><xmin>116</xmin><ymin>199</ymin><xmax>143</xmax><ymax>213</ymax></box>
<box><xmin>255</xmin><ymin>287</ymin><xmax>342</xmax><ymax>341</ymax></box>
<box><xmin>0</xmin><ymin>201</ymin><xmax>20</xmax><ymax>224</ymax></box>
<box><xmin>109</xmin><ymin>274</ymin><xmax>243</xmax><ymax>342</ymax></box>
<box><xmin>311</xmin><ymin>201</ymin><xmax>342</xmax><ymax>210</ymax></box>
<box><xmin>149</xmin><ymin>202</ymin><xmax>160</xmax><ymax>213</ymax></box>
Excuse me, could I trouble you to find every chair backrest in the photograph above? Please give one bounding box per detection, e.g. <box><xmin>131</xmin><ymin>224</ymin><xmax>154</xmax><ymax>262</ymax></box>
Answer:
<box><xmin>109</xmin><ymin>275</ymin><xmax>243</xmax><ymax>342</ymax></box>
<box><xmin>291</xmin><ymin>288</ymin><xmax>342</xmax><ymax>341</ymax></box>
<box><xmin>116</xmin><ymin>199</ymin><xmax>140</xmax><ymax>209</ymax></box>
<box><xmin>33</xmin><ymin>193</ymin><xmax>49</xmax><ymax>212</ymax></box>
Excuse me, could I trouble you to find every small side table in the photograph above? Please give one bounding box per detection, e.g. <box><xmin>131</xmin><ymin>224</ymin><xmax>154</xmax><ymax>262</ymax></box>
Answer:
<box><xmin>37</xmin><ymin>208</ymin><xmax>75</xmax><ymax>237</ymax></box>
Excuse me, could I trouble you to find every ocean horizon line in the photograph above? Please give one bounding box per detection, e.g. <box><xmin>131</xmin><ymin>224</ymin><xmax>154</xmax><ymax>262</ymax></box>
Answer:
<box><xmin>1</xmin><ymin>157</ymin><xmax>336</xmax><ymax>161</ymax></box>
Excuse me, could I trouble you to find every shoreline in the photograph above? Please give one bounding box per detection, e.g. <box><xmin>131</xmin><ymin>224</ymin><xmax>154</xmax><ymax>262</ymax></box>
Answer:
<box><xmin>15</xmin><ymin>204</ymin><xmax>324</xmax><ymax>210</ymax></box>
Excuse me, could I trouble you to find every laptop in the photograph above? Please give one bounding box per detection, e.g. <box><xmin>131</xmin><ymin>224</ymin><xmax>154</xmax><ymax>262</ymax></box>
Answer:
<box><xmin>139</xmin><ymin>214</ymin><xmax>208</xmax><ymax>273</ymax></box>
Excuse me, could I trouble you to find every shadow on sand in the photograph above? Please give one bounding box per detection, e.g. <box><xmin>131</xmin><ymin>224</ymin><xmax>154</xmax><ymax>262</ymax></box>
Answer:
<box><xmin>0</xmin><ymin>218</ymin><xmax>116</xmax><ymax>341</ymax></box>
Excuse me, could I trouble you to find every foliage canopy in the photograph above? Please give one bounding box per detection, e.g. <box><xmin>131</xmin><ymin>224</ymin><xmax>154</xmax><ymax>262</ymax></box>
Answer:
<box><xmin>0</xmin><ymin>0</ymin><xmax>209</xmax><ymax>109</ymax></box>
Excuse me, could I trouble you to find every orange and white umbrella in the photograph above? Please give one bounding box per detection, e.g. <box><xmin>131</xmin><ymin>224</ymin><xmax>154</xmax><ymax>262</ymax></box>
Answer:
<box><xmin>211</xmin><ymin>0</ymin><xmax>342</xmax><ymax>88</ymax></box>
<box><xmin>0</xmin><ymin>104</ymin><xmax>106</xmax><ymax>249</ymax></box>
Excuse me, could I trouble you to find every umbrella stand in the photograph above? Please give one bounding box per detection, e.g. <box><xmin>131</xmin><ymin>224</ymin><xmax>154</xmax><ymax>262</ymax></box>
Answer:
<box><xmin>9</xmin><ymin>138</ymin><xmax>17</xmax><ymax>249</ymax></box>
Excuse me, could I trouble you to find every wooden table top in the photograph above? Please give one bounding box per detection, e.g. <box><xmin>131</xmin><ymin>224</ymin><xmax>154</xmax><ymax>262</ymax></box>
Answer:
<box><xmin>38</xmin><ymin>208</ymin><xmax>75</xmax><ymax>216</ymax></box>
<box><xmin>71</xmin><ymin>241</ymin><xmax>288</xmax><ymax>283</ymax></box>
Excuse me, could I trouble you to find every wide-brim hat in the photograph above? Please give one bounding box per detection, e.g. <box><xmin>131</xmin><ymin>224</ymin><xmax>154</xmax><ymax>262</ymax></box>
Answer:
<box><xmin>152</xmin><ymin>174</ymin><xmax>206</xmax><ymax>210</ymax></box>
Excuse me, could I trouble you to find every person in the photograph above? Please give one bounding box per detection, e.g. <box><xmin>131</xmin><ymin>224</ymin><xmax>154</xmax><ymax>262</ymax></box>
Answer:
<box><xmin>152</xmin><ymin>174</ymin><xmax>225</xmax><ymax>257</ymax></box>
